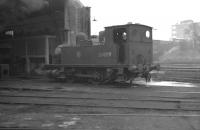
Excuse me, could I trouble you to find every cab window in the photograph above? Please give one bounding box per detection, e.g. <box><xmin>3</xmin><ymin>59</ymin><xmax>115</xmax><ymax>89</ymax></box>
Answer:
<box><xmin>113</xmin><ymin>28</ymin><xmax>127</xmax><ymax>43</ymax></box>
<box><xmin>145</xmin><ymin>30</ymin><xmax>151</xmax><ymax>39</ymax></box>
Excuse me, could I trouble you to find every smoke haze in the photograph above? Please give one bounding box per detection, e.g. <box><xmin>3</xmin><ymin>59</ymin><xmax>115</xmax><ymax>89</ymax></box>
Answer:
<box><xmin>0</xmin><ymin>0</ymin><xmax>50</xmax><ymax>30</ymax></box>
<box><xmin>0</xmin><ymin>0</ymin><xmax>49</xmax><ymax>13</ymax></box>
<box><xmin>20</xmin><ymin>0</ymin><xmax>49</xmax><ymax>13</ymax></box>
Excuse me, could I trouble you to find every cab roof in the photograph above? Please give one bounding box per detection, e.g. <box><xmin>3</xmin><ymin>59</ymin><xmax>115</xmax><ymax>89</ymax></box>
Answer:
<box><xmin>105</xmin><ymin>23</ymin><xmax>152</xmax><ymax>29</ymax></box>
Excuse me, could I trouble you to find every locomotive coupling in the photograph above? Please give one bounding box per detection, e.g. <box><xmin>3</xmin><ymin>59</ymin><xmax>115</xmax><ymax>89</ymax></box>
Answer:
<box><xmin>127</xmin><ymin>64</ymin><xmax>160</xmax><ymax>82</ymax></box>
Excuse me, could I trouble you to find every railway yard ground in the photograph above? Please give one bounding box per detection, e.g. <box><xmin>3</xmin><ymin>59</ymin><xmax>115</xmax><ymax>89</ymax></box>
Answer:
<box><xmin>0</xmin><ymin>66</ymin><xmax>200</xmax><ymax>130</ymax></box>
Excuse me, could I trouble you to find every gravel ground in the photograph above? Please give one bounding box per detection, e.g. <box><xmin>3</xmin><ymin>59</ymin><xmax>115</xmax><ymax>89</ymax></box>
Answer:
<box><xmin>0</xmin><ymin>78</ymin><xmax>200</xmax><ymax>130</ymax></box>
<box><xmin>0</xmin><ymin>112</ymin><xmax>200</xmax><ymax>130</ymax></box>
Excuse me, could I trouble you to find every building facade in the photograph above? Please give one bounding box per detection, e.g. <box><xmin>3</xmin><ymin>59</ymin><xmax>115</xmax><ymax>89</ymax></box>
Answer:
<box><xmin>171</xmin><ymin>20</ymin><xmax>200</xmax><ymax>41</ymax></box>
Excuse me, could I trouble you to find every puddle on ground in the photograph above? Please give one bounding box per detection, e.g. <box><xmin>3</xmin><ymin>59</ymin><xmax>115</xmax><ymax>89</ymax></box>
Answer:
<box><xmin>134</xmin><ymin>80</ymin><xmax>197</xmax><ymax>87</ymax></box>
<box><xmin>148</xmin><ymin>81</ymin><xmax>197</xmax><ymax>87</ymax></box>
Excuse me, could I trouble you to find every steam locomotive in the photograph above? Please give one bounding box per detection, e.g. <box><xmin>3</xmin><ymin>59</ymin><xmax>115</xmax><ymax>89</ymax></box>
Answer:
<box><xmin>45</xmin><ymin>23</ymin><xmax>158</xmax><ymax>84</ymax></box>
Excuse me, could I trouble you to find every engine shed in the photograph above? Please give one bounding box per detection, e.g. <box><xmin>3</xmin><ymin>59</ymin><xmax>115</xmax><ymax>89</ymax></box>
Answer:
<box><xmin>0</xmin><ymin>0</ymin><xmax>90</xmax><ymax>76</ymax></box>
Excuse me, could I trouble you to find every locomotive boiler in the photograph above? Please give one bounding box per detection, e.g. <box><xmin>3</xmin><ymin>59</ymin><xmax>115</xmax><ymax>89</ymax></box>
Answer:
<box><xmin>45</xmin><ymin>23</ymin><xmax>157</xmax><ymax>84</ymax></box>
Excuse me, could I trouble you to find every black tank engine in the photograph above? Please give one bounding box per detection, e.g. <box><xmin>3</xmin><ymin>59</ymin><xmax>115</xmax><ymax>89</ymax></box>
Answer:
<box><xmin>45</xmin><ymin>23</ymin><xmax>158</xmax><ymax>84</ymax></box>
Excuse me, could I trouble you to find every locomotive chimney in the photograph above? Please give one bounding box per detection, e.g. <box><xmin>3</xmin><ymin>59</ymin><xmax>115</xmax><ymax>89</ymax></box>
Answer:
<box><xmin>64</xmin><ymin>0</ymin><xmax>71</xmax><ymax>45</ymax></box>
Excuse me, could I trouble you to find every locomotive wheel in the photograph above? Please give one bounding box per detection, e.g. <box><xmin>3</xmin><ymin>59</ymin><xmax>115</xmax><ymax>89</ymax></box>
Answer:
<box><xmin>89</xmin><ymin>79</ymin><xmax>102</xmax><ymax>85</ymax></box>
<box><xmin>89</xmin><ymin>71</ymin><xmax>105</xmax><ymax>85</ymax></box>
<box><xmin>66</xmin><ymin>76</ymin><xmax>75</xmax><ymax>83</ymax></box>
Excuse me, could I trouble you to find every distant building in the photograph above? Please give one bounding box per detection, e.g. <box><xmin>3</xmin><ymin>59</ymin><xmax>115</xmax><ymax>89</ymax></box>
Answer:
<box><xmin>171</xmin><ymin>20</ymin><xmax>200</xmax><ymax>41</ymax></box>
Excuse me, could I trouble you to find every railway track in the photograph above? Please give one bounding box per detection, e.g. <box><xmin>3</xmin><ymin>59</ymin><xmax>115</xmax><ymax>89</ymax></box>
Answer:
<box><xmin>0</xmin><ymin>79</ymin><xmax>200</xmax><ymax>129</ymax></box>
<box><xmin>0</xmin><ymin>96</ymin><xmax>199</xmax><ymax>111</ymax></box>
<box><xmin>0</xmin><ymin>86</ymin><xmax>200</xmax><ymax>112</ymax></box>
<box><xmin>0</xmin><ymin>79</ymin><xmax>200</xmax><ymax>113</ymax></box>
<box><xmin>153</xmin><ymin>64</ymin><xmax>200</xmax><ymax>82</ymax></box>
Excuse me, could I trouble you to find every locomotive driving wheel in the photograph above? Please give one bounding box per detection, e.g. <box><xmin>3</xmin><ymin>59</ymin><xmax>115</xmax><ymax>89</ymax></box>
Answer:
<box><xmin>66</xmin><ymin>76</ymin><xmax>75</xmax><ymax>83</ymax></box>
<box><xmin>89</xmin><ymin>71</ymin><xmax>105</xmax><ymax>85</ymax></box>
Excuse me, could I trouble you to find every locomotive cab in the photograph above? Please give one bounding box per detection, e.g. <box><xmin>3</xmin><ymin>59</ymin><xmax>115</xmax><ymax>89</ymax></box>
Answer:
<box><xmin>127</xmin><ymin>24</ymin><xmax>153</xmax><ymax>70</ymax></box>
<box><xmin>105</xmin><ymin>24</ymin><xmax>153</xmax><ymax>68</ymax></box>
<box><xmin>104</xmin><ymin>24</ymin><xmax>153</xmax><ymax>81</ymax></box>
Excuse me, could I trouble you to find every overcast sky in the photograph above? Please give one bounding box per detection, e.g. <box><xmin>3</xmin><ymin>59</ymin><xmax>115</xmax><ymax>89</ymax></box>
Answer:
<box><xmin>81</xmin><ymin>0</ymin><xmax>200</xmax><ymax>40</ymax></box>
